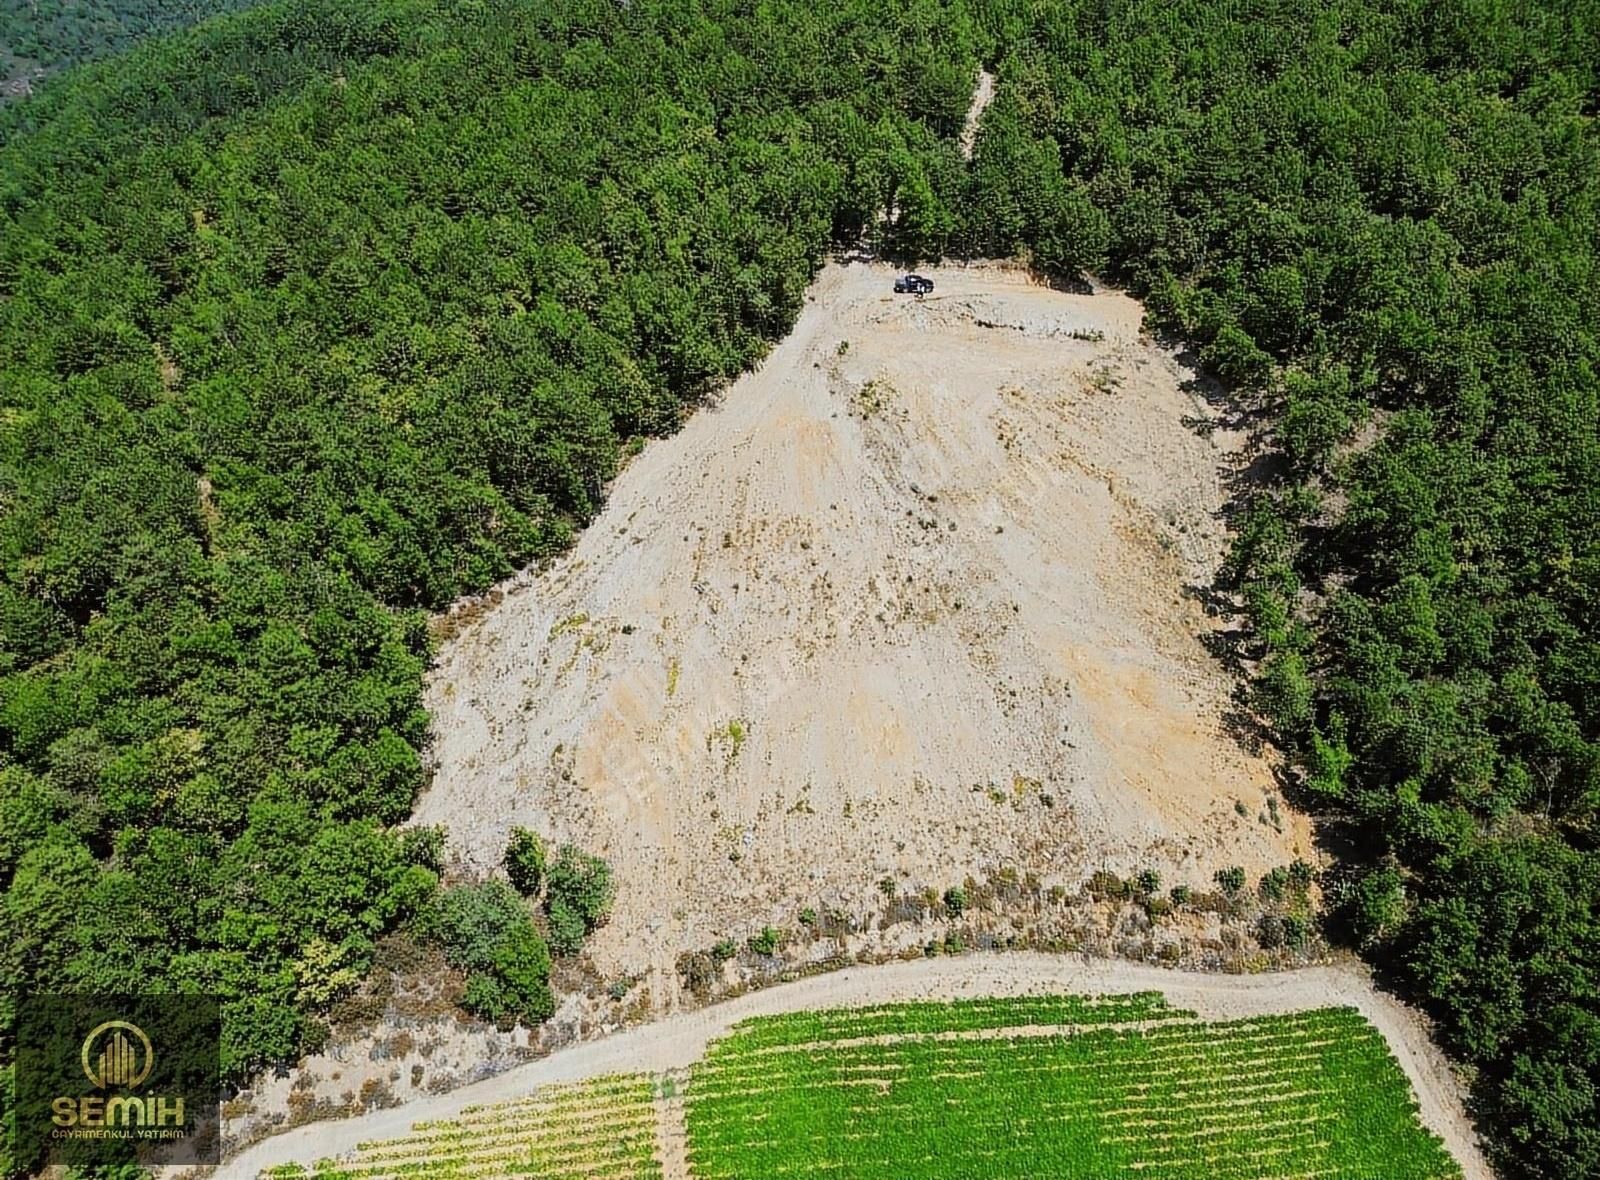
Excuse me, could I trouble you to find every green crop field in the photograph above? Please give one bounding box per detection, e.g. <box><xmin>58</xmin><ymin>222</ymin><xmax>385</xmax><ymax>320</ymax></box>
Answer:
<box><xmin>260</xmin><ymin>994</ymin><xmax>1461</xmax><ymax>1179</ymax></box>
<box><xmin>264</xmin><ymin>1073</ymin><xmax>662</xmax><ymax>1180</ymax></box>
<box><xmin>685</xmin><ymin>995</ymin><xmax>1462</xmax><ymax>1180</ymax></box>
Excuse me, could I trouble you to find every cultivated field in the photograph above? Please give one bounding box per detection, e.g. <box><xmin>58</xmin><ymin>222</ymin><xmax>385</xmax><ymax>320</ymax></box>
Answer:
<box><xmin>254</xmin><ymin>990</ymin><xmax>1463</xmax><ymax>1179</ymax></box>
<box><xmin>264</xmin><ymin>1075</ymin><xmax>662</xmax><ymax>1180</ymax></box>
<box><xmin>688</xmin><ymin>997</ymin><xmax>1460</xmax><ymax>1179</ymax></box>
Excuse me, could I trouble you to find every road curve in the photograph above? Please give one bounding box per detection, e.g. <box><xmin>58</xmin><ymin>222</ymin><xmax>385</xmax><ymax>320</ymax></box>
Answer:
<box><xmin>224</xmin><ymin>952</ymin><xmax>1491</xmax><ymax>1179</ymax></box>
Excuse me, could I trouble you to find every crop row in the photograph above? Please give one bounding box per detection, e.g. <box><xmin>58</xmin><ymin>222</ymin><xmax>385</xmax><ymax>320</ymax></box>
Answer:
<box><xmin>265</xmin><ymin>1074</ymin><xmax>663</xmax><ymax>1180</ymax></box>
<box><xmin>685</xmin><ymin>997</ymin><xmax>1460</xmax><ymax>1180</ymax></box>
<box><xmin>713</xmin><ymin>991</ymin><xmax>1191</xmax><ymax>1050</ymax></box>
<box><xmin>692</xmin><ymin>1008</ymin><xmax>1378</xmax><ymax>1094</ymax></box>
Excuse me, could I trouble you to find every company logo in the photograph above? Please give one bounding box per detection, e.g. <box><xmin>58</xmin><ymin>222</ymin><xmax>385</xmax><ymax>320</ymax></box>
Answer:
<box><xmin>82</xmin><ymin>1020</ymin><xmax>155</xmax><ymax>1089</ymax></box>
<box><xmin>52</xmin><ymin>1012</ymin><xmax>186</xmax><ymax>1142</ymax></box>
<box><xmin>15</xmin><ymin>994</ymin><xmax>220</xmax><ymax>1167</ymax></box>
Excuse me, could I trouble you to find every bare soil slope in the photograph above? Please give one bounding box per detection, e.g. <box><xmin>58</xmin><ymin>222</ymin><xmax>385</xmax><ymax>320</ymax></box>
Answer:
<box><xmin>415</xmin><ymin>262</ymin><xmax>1312</xmax><ymax>981</ymax></box>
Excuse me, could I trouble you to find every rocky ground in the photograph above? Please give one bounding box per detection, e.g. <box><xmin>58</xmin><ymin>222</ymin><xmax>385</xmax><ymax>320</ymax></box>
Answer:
<box><xmin>413</xmin><ymin>260</ymin><xmax>1314</xmax><ymax>993</ymax></box>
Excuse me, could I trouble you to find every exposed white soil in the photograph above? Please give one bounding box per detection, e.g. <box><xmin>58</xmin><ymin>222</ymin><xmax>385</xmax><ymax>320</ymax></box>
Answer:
<box><xmin>225</xmin><ymin>955</ymin><xmax>1490</xmax><ymax>1179</ymax></box>
<box><xmin>959</xmin><ymin>68</ymin><xmax>995</xmax><ymax>160</ymax></box>
<box><xmin>414</xmin><ymin>261</ymin><xmax>1313</xmax><ymax>991</ymax></box>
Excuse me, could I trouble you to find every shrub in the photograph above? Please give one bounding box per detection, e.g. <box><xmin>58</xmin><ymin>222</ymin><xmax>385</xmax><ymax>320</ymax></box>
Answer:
<box><xmin>1282</xmin><ymin>914</ymin><xmax>1309</xmax><ymax>949</ymax></box>
<box><xmin>748</xmin><ymin>926</ymin><xmax>780</xmax><ymax>956</ymax></box>
<box><xmin>420</xmin><ymin>882</ymin><xmax>552</xmax><ymax>1025</ymax></box>
<box><xmin>1288</xmin><ymin>859</ymin><xmax>1315</xmax><ymax>892</ymax></box>
<box><xmin>1341</xmin><ymin>865</ymin><xmax>1406</xmax><ymax>949</ymax></box>
<box><xmin>943</xmin><ymin>886</ymin><xmax>968</xmax><ymax>916</ymax></box>
<box><xmin>504</xmin><ymin>828</ymin><xmax>547</xmax><ymax>897</ymax></box>
<box><xmin>1253</xmin><ymin>650</ymin><xmax>1314</xmax><ymax>731</ymax></box>
<box><xmin>676</xmin><ymin>951</ymin><xmax>716</xmax><ymax>997</ymax></box>
<box><xmin>1259</xmin><ymin>866</ymin><xmax>1289</xmax><ymax>902</ymax></box>
<box><xmin>1256</xmin><ymin>913</ymin><xmax>1287</xmax><ymax>949</ymax></box>
<box><xmin>1086</xmin><ymin>870</ymin><xmax>1125</xmax><ymax>899</ymax></box>
<box><xmin>547</xmin><ymin>895</ymin><xmax>588</xmax><ymax>957</ymax></box>
<box><xmin>398</xmin><ymin>825</ymin><xmax>445</xmax><ymax>872</ymax></box>
<box><xmin>711</xmin><ymin>938</ymin><xmax>738</xmax><ymax>962</ymax></box>
<box><xmin>545</xmin><ymin>844</ymin><xmax>615</xmax><ymax>933</ymax></box>
<box><xmin>1214</xmin><ymin>866</ymin><xmax>1246</xmax><ymax>896</ymax></box>
<box><xmin>1135</xmin><ymin>869</ymin><xmax>1161</xmax><ymax>896</ymax></box>
<box><xmin>1169</xmin><ymin>885</ymin><xmax>1191</xmax><ymax>906</ymax></box>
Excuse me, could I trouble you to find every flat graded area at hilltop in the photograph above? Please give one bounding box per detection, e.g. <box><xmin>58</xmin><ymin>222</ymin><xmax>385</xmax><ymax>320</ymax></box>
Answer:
<box><xmin>415</xmin><ymin>261</ymin><xmax>1313</xmax><ymax>981</ymax></box>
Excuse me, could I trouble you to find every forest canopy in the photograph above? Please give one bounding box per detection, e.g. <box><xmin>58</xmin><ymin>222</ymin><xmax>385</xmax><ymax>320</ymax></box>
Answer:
<box><xmin>0</xmin><ymin>0</ymin><xmax>269</xmax><ymax>96</ymax></box>
<box><xmin>0</xmin><ymin>0</ymin><xmax>985</xmax><ymax>1174</ymax></box>
<box><xmin>0</xmin><ymin>1</ymin><xmax>1597</xmax><ymax>1177</ymax></box>
<box><xmin>959</xmin><ymin>3</ymin><xmax>1599</xmax><ymax>1177</ymax></box>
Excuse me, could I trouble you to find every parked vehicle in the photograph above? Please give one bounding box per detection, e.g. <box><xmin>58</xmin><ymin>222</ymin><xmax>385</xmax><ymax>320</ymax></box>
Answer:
<box><xmin>893</xmin><ymin>273</ymin><xmax>934</xmax><ymax>294</ymax></box>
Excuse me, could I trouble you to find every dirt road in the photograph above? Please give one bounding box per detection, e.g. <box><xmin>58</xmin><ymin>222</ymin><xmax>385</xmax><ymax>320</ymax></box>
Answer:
<box><xmin>225</xmin><ymin>954</ymin><xmax>1489</xmax><ymax>1179</ymax></box>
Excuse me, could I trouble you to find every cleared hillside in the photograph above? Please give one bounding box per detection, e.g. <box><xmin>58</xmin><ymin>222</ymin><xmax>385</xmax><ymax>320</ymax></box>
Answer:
<box><xmin>418</xmin><ymin>261</ymin><xmax>1313</xmax><ymax>982</ymax></box>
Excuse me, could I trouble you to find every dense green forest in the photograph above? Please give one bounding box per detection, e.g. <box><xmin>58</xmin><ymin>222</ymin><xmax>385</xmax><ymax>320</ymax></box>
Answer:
<box><xmin>0</xmin><ymin>0</ymin><xmax>1596</xmax><ymax>1176</ymax></box>
<box><xmin>0</xmin><ymin>0</ymin><xmax>983</xmax><ymax>1174</ymax></box>
<box><xmin>954</xmin><ymin>3</ymin><xmax>1599</xmax><ymax>1177</ymax></box>
<box><xmin>0</xmin><ymin>0</ymin><xmax>258</xmax><ymax>69</ymax></box>
<box><xmin>0</xmin><ymin>0</ymin><xmax>267</xmax><ymax>95</ymax></box>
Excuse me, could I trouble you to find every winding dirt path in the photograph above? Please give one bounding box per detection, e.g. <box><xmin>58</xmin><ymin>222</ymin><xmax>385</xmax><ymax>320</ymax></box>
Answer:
<box><xmin>225</xmin><ymin>954</ymin><xmax>1489</xmax><ymax>1179</ymax></box>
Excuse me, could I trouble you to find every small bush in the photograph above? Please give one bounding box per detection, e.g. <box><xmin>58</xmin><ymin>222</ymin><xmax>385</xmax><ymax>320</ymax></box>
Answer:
<box><xmin>1169</xmin><ymin>884</ymin><xmax>1191</xmax><ymax>906</ymax></box>
<box><xmin>748</xmin><ymin>926</ymin><xmax>780</xmax><ymax>956</ymax></box>
<box><xmin>1288</xmin><ymin>858</ymin><xmax>1315</xmax><ymax>891</ymax></box>
<box><xmin>943</xmin><ymin>886</ymin><xmax>968</xmax><ymax>916</ymax></box>
<box><xmin>676</xmin><ymin>951</ymin><xmax>716</xmax><ymax>997</ymax></box>
<box><xmin>398</xmin><ymin>825</ymin><xmax>445</xmax><ymax>872</ymax></box>
<box><xmin>545</xmin><ymin>844</ymin><xmax>614</xmax><ymax>934</ymax></box>
<box><xmin>1214</xmin><ymin>866</ymin><xmax>1246</xmax><ymax>896</ymax></box>
<box><xmin>1135</xmin><ymin>869</ymin><xmax>1161</xmax><ymax>896</ymax></box>
<box><xmin>711</xmin><ymin>938</ymin><xmax>737</xmax><ymax>962</ymax></box>
<box><xmin>504</xmin><ymin>828</ymin><xmax>547</xmax><ymax>896</ymax></box>
<box><xmin>1282</xmin><ymin>914</ymin><xmax>1309</xmax><ymax>949</ymax></box>
<box><xmin>1340</xmin><ymin>864</ymin><xmax>1406</xmax><ymax>948</ymax></box>
<box><xmin>1257</xmin><ymin>913</ymin><xmax>1287</xmax><ymax>949</ymax></box>
<box><xmin>546</xmin><ymin>895</ymin><xmax>588</xmax><ymax>956</ymax></box>
<box><xmin>799</xmin><ymin>907</ymin><xmax>817</xmax><ymax>927</ymax></box>
<box><xmin>1259</xmin><ymin>866</ymin><xmax>1289</xmax><ymax>902</ymax></box>
<box><xmin>1087</xmin><ymin>870</ymin><xmax>1125</xmax><ymax>899</ymax></box>
<box><xmin>420</xmin><ymin>882</ymin><xmax>553</xmax><ymax>1025</ymax></box>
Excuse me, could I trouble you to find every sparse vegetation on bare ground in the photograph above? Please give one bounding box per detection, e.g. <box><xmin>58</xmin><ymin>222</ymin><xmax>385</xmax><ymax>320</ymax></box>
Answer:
<box><xmin>417</xmin><ymin>263</ymin><xmax>1315</xmax><ymax>1006</ymax></box>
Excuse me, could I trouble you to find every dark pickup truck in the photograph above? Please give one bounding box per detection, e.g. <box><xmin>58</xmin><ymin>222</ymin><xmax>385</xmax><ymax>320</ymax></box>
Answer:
<box><xmin>893</xmin><ymin>273</ymin><xmax>934</xmax><ymax>294</ymax></box>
